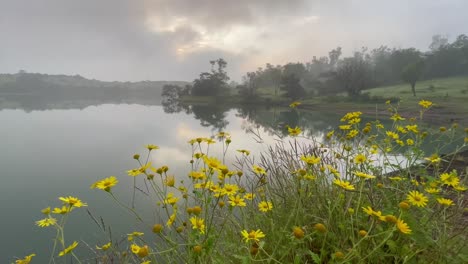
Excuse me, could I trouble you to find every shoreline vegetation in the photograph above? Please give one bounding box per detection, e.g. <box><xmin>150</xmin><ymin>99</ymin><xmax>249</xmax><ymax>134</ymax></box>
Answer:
<box><xmin>174</xmin><ymin>76</ymin><xmax>468</xmax><ymax>126</ymax></box>
<box><xmin>16</xmin><ymin>100</ymin><xmax>467</xmax><ymax>263</ymax></box>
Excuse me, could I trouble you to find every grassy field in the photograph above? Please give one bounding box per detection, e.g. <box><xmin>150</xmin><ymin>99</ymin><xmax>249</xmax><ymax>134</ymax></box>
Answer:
<box><xmin>367</xmin><ymin>76</ymin><xmax>468</xmax><ymax>99</ymax></box>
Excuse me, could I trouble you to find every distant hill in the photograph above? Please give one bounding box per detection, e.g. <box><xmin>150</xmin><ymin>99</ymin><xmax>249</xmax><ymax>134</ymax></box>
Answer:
<box><xmin>0</xmin><ymin>72</ymin><xmax>189</xmax><ymax>110</ymax></box>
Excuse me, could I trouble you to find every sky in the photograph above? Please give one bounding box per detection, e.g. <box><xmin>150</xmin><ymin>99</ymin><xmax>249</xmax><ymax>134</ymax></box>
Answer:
<box><xmin>1</xmin><ymin>0</ymin><xmax>467</xmax><ymax>82</ymax></box>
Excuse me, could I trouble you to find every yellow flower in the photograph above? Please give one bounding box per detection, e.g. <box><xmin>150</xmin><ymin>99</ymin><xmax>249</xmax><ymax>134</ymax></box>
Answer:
<box><xmin>59</xmin><ymin>196</ymin><xmax>87</xmax><ymax>207</ymax></box>
<box><xmin>58</xmin><ymin>241</ymin><xmax>78</xmax><ymax>257</ymax></box>
<box><xmin>389</xmin><ymin>176</ymin><xmax>404</xmax><ymax>181</ymax></box>
<box><xmin>300</xmin><ymin>155</ymin><xmax>321</xmax><ymax>165</ymax></box>
<box><xmin>241</xmin><ymin>229</ymin><xmax>265</xmax><ymax>243</ymax></box>
<box><xmin>131</xmin><ymin>244</ymin><xmax>149</xmax><ymax>258</ymax></box>
<box><xmin>362</xmin><ymin>206</ymin><xmax>386</xmax><ymax>221</ymax></box>
<box><xmin>396</xmin><ymin>126</ymin><xmax>408</xmax><ymax>134</ymax></box>
<box><xmin>354</xmin><ymin>154</ymin><xmax>367</xmax><ymax>164</ymax></box>
<box><xmin>358</xmin><ymin>230</ymin><xmax>367</xmax><ymax>237</ymax></box>
<box><xmin>188</xmin><ymin>171</ymin><xmax>206</xmax><ymax>181</ymax></box>
<box><xmin>203</xmin><ymin>156</ymin><xmax>223</xmax><ymax>170</ymax></box>
<box><xmin>440</xmin><ymin>172</ymin><xmax>460</xmax><ymax>187</ymax></box>
<box><xmin>390</xmin><ymin>113</ymin><xmax>406</xmax><ymax>121</ymax></box>
<box><xmin>287</xmin><ymin>126</ymin><xmax>302</xmax><ymax>136</ymax></box>
<box><xmin>127</xmin><ymin>231</ymin><xmax>144</xmax><ymax>241</ymax></box>
<box><xmin>425</xmin><ymin>187</ymin><xmax>440</xmax><ymax>194</ymax></box>
<box><xmin>221</xmin><ymin>184</ymin><xmax>239</xmax><ymax>196</ymax></box>
<box><xmin>289</xmin><ymin>101</ymin><xmax>301</xmax><ymax>108</ymax></box>
<box><xmin>399</xmin><ymin>201</ymin><xmax>410</xmax><ymax>210</ymax></box>
<box><xmin>353</xmin><ymin>171</ymin><xmax>376</xmax><ymax>179</ymax></box>
<box><xmin>166</xmin><ymin>212</ymin><xmax>176</xmax><ymax>227</ymax></box>
<box><xmin>386</xmin><ymin>131</ymin><xmax>399</xmax><ymax>140</ymax></box>
<box><xmin>258</xmin><ymin>201</ymin><xmax>273</xmax><ymax>212</ymax></box>
<box><xmin>190</xmin><ymin>216</ymin><xmax>206</xmax><ymax>234</ymax></box>
<box><xmin>163</xmin><ymin>193</ymin><xmax>179</xmax><ymax>205</ymax></box>
<box><xmin>396</xmin><ymin>219</ymin><xmax>412</xmax><ymax>234</ymax></box>
<box><xmin>454</xmin><ymin>185</ymin><xmax>467</xmax><ymax>191</ymax></box>
<box><xmin>237</xmin><ymin>149</ymin><xmax>250</xmax><ymax>155</ymax></box>
<box><xmin>91</xmin><ymin>176</ymin><xmax>119</xmax><ymax>192</ymax></box>
<box><xmin>326</xmin><ymin>130</ymin><xmax>334</xmax><ymax>139</ymax></box>
<box><xmin>406</xmin><ymin>139</ymin><xmax>414</xmax><ymax>146</ymax></box>
<box><xmin>407</xmin><ymin>190</ymin><xmax>429</xmax><ymax>207</ymax></box>
<box><xmin>217</xmin><ymin>131</ymin><xmax>230</xmax><ymax>139</ymax></box>
<box><xmin>244</xmin><ymin>193</ymin><xmax>255</xmax><ymax>200</ymax></box>
<box><xmin>314</xmin><ymin>223</ymin><xmax>327</xmax><ymax>233</ymax></box>
<box><xmin>326</xmin><ymin>165</ymin><xmax>340</xmax><ymax>177</ymax></box>
<box><xmin>385</xmin><ymin>215</ymin><xmax>398</xmax><ymax>223</ymax></box>
<box><xmin>35</xmin><ymin>217</ymin><xmax>57</xmax><ymax>228</ymax></box>
<box><xmin>348</xmin><ymin>118</ymin><xmax>361</xmax><ymax>125</ymax></box>
<box><xmin>425</xmin><ymin>154</ymin><xmax>441</xmax><ymax>164</ymax></box>
<box><xmin>333</xmin><ymin>179</ymin><xmax>355</xmax><ymax>190</ymax></box>
<box><xmin>346</xmin><ymin>129</ymin><xmax>359</xmax><ymax>139</ymax></box>
<box><xmin>437</xmin><ymin>198</ymin><xmax>454</xmax><ymax>206</ymax></box>
<box><xmin>96</xmin><ymin>242</ymin><xmax>111</xmax><ymax>251</ymax></box>
<box><xmin>405</xmin><ymin>124</ymin><xmax>419</xmax><ymax>133</ymax></box>
<box><xmin>252</xmin><ymin>165</ymin><xmax>266</xmax><ymax>175</ymax></box>
<box><xmin>418</xmin><ymin>100</ymin><xmax>433</xmax><ymax>108</ymax></box>
<box><xmin>41</xmin><ymin>207</ymin><xmax>51</xmax><ymax>215</ymax></box>
<box><xmin>340</xmin><ymin>111</ymin><xmax>362</xmax><ymax>121</ymax></box>
<box><xmin>339</xmin><ymin>124</ymin><xmax>352</xmax><ymax>130</ymax></box>
<box><xmin>228</xmin><ymin>195</ymin><xmax>246</xmax><ymax>207</ymax></box>
<box><xmin>146</xmin><ymin>144</ymin><xmax>159</xmax><ymax>150</ymax></box>
<box><xmin>127</xmin><ymin>168</ymin><xmax>143</xmax><ymax>176</ymax></box>
<box><xmin>164</xmin><ymin>175</ymin><xmax>175</xmax><ymax>187</ymax></box>
<box><xmin>293</xmin><ymin>226</ymin><xmax>305</xmax><ymax>239</ymax></box>
<box><xmin>52</xmin><ymin>206</ymin><xmax>72</xmax><ymax>215</ymax></box>
<box><xmin>15</xmin><ymin>254</ymin><xmax>36</xmax><ymax>264</ymax></box>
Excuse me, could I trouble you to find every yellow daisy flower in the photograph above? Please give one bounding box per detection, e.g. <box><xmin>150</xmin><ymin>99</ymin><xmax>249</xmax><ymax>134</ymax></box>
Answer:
<box><xmin>258</xmin><ymin>201</ymin><xmax>273</xmax><ymax>212</ymax></box>
<box><xmin>228</xmin><ymin>195</ymin><xmax>246</xmax><ymax>207</ymax></box>
<box><xmin>58</xmin><ymin>241</ymin><xmax>78</xmax><ymax>257</ymax></box>
<box><xmin>96</xmin><ymin>242</ymin><xmax>111</xmax><ymax>251</ymax></box>
<box><xmin>300</xmin><ymin>155</ymin><xmax>321</xmax><ymax>165</ymax></box>
<box><xmin>59</xmin><ymin>196</ymin><xmax>87</xmax><ymax>208</ymax></box>
<box><xmin>396</xmin><ymin>219</ymin><xmax>412</xmax><ymax>234</ymax></box>
<box><xmin>418</xmin><ymin>100</ymin><xmax>433</xmax><ymax>108</ymax></box>
<box><xmin>241</xmin><ymin>229</ymin><xmax>265</xmax><ymax>243</ymax></box>
<box><xmin>91</xmin><ymin>176</ymin><xmax>119</xmax><ymax>192</ymax></box>
<box><xmin>437</xmin><ymin>198</ymin><xmax>454</xmax><ymax>206</ymax></box>
<box><xmin>287</xmin><ymin>126</ymin><xmax>302</xmax><ymax>136</ymax></box>
<box><xmin>190</xmin><ymin>216</ymin><xmax>206</xmax><ymax>234</ymax></box>
<box><xmin>407</xmin><ymin>190</ymin><xmax>429</xmax><ymax>207</ymax></box>
<box><xmin>35</xmin><ymin>217</ymin><xmax>57</xmax><ymax>227</ymax></box>
<box><xmin>15</xmin><ymin>253</ymin><xmax>36</xmax><ymax>264</ymax></box>
<box><xmin>353</xmin><ymin>171</ymin><xmax>376</xmax><ymax>179</ymax></box>
<box><xmin>333</xmin><ymin>179</ymin><xmax>355</xmax><ymax>191</ymax></box>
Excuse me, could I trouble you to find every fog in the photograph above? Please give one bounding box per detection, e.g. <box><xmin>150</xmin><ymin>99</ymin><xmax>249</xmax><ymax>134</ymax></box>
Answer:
<box><xmin>1</xmin><ymin>0</ymin><xmax>467</xmax><ymax>81</ymax></box>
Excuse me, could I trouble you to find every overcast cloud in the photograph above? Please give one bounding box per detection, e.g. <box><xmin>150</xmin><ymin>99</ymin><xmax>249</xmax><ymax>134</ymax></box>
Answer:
<box><xmin>0</xmin><ymin>0</ymin><xmax>467</xmax><ymax>81</ymax></box>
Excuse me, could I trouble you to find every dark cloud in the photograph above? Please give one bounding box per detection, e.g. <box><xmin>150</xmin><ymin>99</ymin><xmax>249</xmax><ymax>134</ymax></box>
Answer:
<box><xmin>0</xmin><ymin>0</ymin><xmax>467</xmax><ymax>81</ymax></box>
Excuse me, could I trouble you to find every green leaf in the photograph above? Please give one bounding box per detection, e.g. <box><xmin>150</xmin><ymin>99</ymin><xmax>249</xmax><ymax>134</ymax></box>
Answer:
<box><xmin>307</xmin><ymin>250</ymin><xmax>321</xmax><ymax>264</ymax></box>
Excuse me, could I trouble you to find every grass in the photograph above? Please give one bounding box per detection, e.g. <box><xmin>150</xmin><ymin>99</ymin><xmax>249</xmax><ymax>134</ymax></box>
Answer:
<box><xmin>16</xmin><ymin>101</ymin><xmax>468</xmax><ymax>263</ymax></box>
<box><xmin>367</xmin><ymin>76</ymin><xmax>468</xmax><ymax>99</ymax></box>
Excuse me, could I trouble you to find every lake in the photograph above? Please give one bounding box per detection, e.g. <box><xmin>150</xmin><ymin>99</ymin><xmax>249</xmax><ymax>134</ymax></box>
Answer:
<box><xmin>2</xmin><ymin>100</ymin><xmax>348</xmax><ymax>263</ymax></box>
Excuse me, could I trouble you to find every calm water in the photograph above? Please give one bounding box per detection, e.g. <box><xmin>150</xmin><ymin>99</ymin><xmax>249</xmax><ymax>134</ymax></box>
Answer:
<box><xmin>2</xmin><ymin>101</ymin><xmax>344</xmax><ymax>262</ymax></box>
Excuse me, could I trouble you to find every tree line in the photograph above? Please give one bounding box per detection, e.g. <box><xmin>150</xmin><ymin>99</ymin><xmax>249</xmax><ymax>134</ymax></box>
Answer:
<box><xmin>164</xmin><ymin>34</ymin><xmax>468</xmax><ymax>101</ymax></box>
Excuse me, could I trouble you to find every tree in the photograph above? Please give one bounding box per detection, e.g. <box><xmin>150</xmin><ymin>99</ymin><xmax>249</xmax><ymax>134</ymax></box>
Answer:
<box><xmin>191</xmin><ymin>59</ymin><xmax>230</xmax><ymax>96</ymax></box>
<box><xmin>280</xmin><ymin>74</ymin><xmax>306</xmax><ymax>100</ymax></box>
<box><xmin>429</xmin><ymin>34</ymin><xmax>449</xmax><ymax>52</ymax></box>
<box><xmin>402</xmin><ymin>61</ymin><xmax>425</xmax><ymax>97</ymax></box>
<box><xmin>335</xmin><ymin>52</ymin><xmax>373</xmax><ymax>97</ymax></box>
